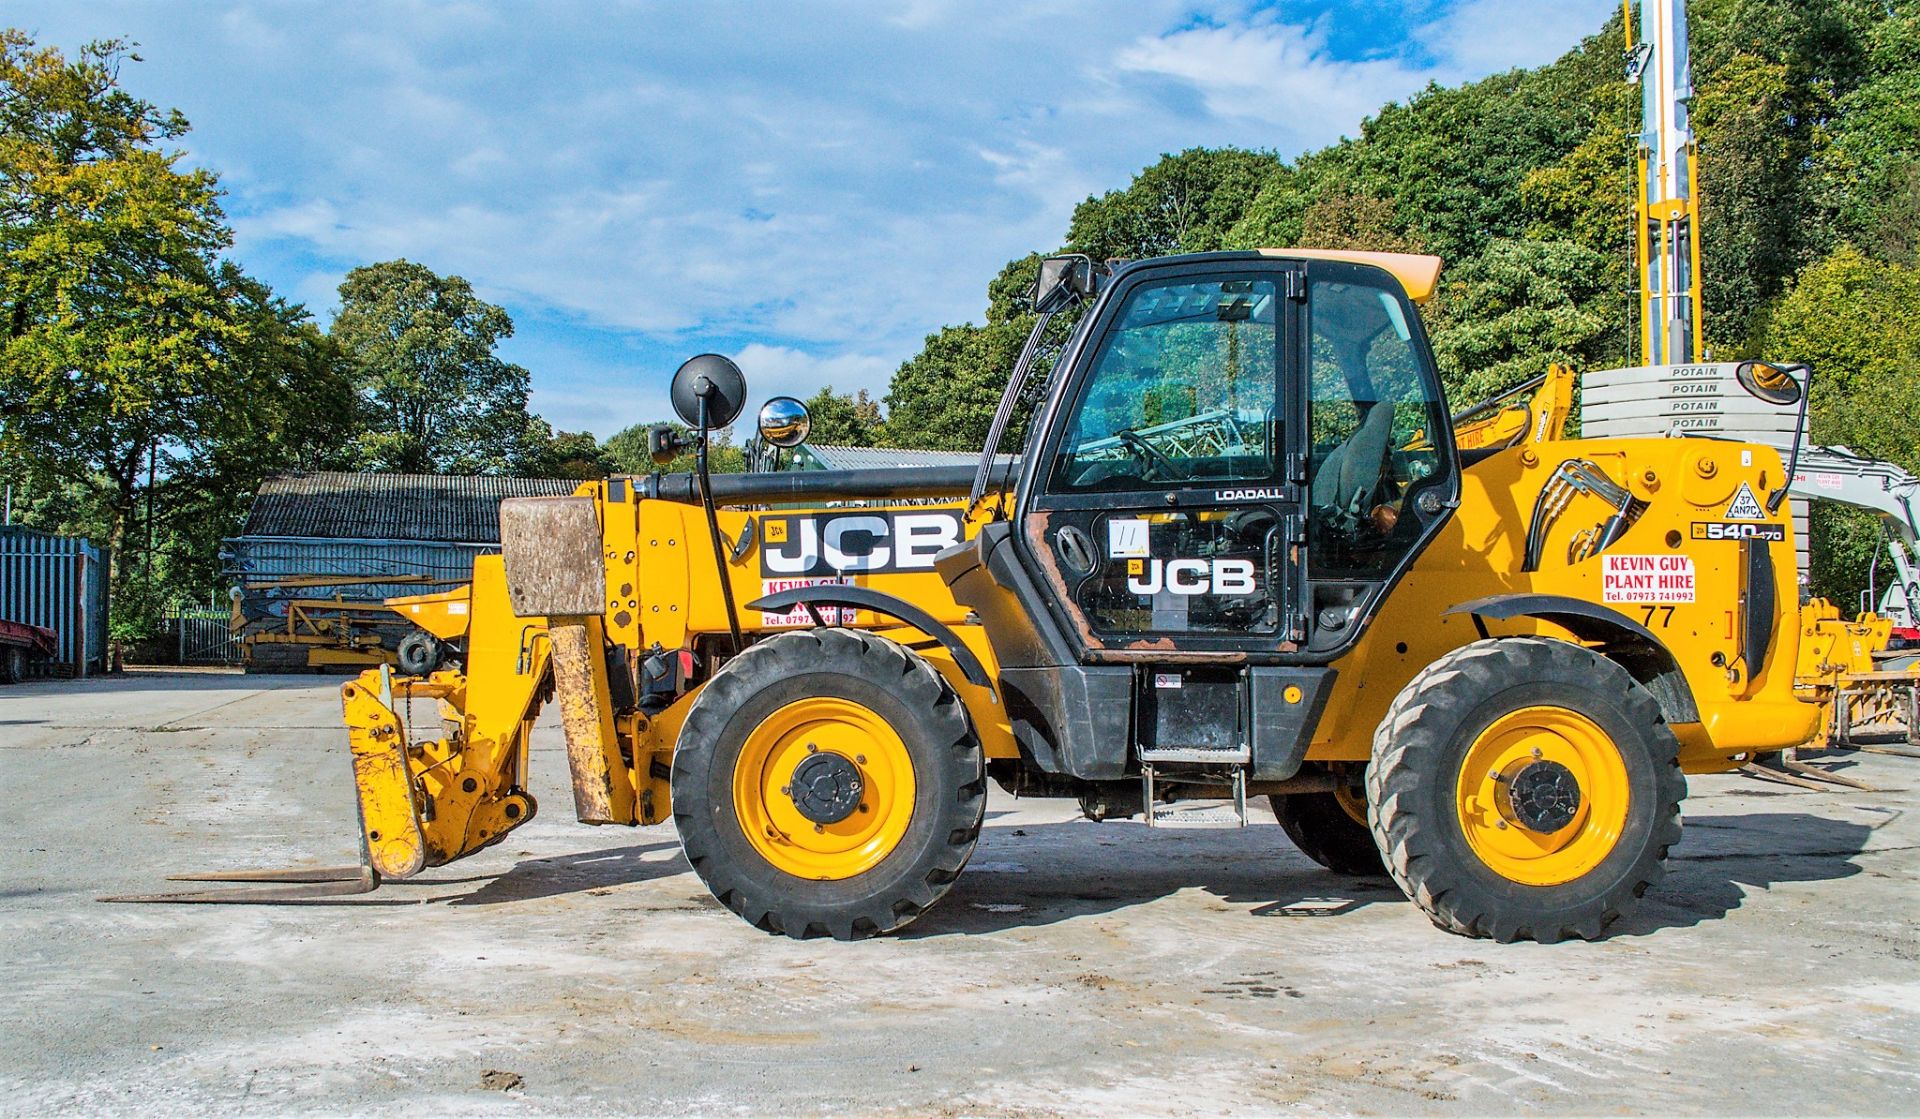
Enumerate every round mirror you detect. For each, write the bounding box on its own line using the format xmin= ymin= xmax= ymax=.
xmin=669 ymin=354 xmax=748 ymax=429
xmin=1734 ymin=360 xmax=1804 ymax=407
xmin=757 ymin=396 xmax=812 ymax=449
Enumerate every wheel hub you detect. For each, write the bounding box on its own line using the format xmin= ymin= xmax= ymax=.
xmin=1504 ymin=759 xmax=1581 ymax=833
xmin=787 ymin=750 xmax=864 ymax=825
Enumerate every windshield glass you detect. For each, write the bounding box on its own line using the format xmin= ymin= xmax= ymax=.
xmin=1048 ymin=275 xmax=1279 ymax=492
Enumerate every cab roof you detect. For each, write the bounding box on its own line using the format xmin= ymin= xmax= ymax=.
xmin=1111 ymin=249 xmax=1444 ymax=305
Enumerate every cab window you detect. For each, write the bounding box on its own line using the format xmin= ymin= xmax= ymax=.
xmin=1048 ymin=275 xmax=1279 ymax=493
xmin=1307 ymin=276 xmax=1444 ymax=574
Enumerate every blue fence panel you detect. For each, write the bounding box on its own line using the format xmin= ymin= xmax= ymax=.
xmin=0 ymin=527 xmax=109 ymax=675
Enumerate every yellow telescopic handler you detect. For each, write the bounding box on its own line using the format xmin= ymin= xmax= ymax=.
xmin=117 ymin=249 xmax=1828 ymax=944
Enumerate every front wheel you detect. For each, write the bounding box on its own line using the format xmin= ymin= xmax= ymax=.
xmin=1368 ymin=638 xmax=1684 ymax=943
xmin=672 ymin=628 xmax=985 ymax=940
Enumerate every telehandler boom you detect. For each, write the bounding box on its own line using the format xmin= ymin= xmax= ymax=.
xmin=124 ymin=249 xmax=1824 ymax=944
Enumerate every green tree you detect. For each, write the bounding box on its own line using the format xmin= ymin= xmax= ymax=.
xmin=330 ymin=259 xmax=539 ymax=475
xmin=1812 ymin=2 xmax=1920 ymax=263
xmin=1068 ymin=148 xmax=1282 ymax=261
xmin=1424 ymin=238 xmax=1619 ymax=405
xmin=1758 ymin=245 xmax=1920 ymax=606
xmin=885 ymin=254 xmax=1054 ymax=452
xmin=0 ymin=31 xmax=357 ymax=631
xmin=516 ymin=418 xmax=612 ymax=479
xmin=602 ymin=422 xmax=745 ymax=475
xmin=1759 ymin=245 xmax=1920 ymax=470
xmin=800 ymin=385 xmax=884 ymax=446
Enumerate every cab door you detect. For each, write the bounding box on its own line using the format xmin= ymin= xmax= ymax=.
xmin=1013 ymin=260 xmax=1308 ymax=663
xmin=1012 ymin=256 xmax=1457 ymax=665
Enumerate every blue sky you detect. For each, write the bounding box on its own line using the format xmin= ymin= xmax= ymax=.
xmin=15 ymin=0 xmax=1612 ymax=438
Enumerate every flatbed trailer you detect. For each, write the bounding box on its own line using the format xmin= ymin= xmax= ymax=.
xmin=0 ymin=618 xmax=57 ymax=683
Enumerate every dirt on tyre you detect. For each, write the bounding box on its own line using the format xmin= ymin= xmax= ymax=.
xmin=672 ymin=627 xmax=986 ymax=940
xmin=1270 ymin=781 xmax=1386 ymax=877
xmin=1368 ymin=637 xmax=1684 ymax=943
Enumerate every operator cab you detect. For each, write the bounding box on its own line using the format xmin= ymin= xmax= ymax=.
xmin=1010 ymin=251 xmax=1459 ymax=662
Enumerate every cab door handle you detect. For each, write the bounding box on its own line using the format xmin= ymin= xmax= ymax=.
xmin=1054 ymin=525 xmax=1097 ymax=576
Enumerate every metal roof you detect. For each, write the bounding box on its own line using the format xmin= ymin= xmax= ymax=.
xmin=241 ymin=472 xmax=581 ymax=544
xmin=792 ymin=445 xmax=984 ymax=471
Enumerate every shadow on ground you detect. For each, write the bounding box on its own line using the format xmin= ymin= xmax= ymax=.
xmin=445 ymin=841 xmax=684 ymax=905
xmin=1618 ymin=809 xmax=1887 ymax=935
xmin=187 ymin=805 xmax=1882 ymax=938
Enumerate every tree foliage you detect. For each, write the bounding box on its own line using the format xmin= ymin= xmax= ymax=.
xmin=800 ymin=385 xmax=884 ymax=446
xmin=876 ymin=0 xmax=1917 ymax=615
xmin=330 ymin=259 xmax=541 ymax=475
xmin=602 ymin=422 xmax=745 ymax=476
xmin=0 ymin=31 xmax=356 ymax=632
xmin=1067 ymin=148 xmax=1283 ymax=260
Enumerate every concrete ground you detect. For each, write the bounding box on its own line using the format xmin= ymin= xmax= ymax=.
xmin=2 ymin=669 xmax=1915 ymax=1117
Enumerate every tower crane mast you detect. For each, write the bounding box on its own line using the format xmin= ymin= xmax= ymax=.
xmin=1628 ymin=0 xmax=1705 ymax=365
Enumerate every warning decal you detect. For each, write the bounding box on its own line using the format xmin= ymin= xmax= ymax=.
xmin=1108 ymin=518 xmax=1150 ymax=558
xmin=1602 ymin=554 xmax=1696 ymax=604
xmin=1724 ymin=482 xmax=1765 ymax=520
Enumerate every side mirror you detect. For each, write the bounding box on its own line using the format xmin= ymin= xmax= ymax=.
xmin=1033 ymin=254 xmax=1095 ymax=313
xmin=756 ymin=396 xmax=812 ymax=449
xmin=670 ymin=354 xmax=747 ymax=430
xmin=1734 ymin=360 xmax=1805 ymax=407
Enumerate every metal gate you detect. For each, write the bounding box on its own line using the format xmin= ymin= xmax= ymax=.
xmin=170 ymin=607 xmax=241 ymax=666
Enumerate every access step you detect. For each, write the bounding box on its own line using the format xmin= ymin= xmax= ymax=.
xmin=1141 ymin=761 xmax=1248 ymax=828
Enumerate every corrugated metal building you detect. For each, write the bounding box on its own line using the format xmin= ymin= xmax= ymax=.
xmin=225 ymin=472 xmax=579 ymax=669
xmin=779 ymin=444 xmax=982 ymax=471
xmin=0 ymin=526 xmax=109 ymax=677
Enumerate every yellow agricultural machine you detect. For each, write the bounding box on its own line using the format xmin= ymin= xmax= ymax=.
xmin=124 ymin=249 xmax=1831 ymax=944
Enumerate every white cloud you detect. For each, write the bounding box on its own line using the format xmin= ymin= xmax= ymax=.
xmin=731 ymin=344 xmax=896 ymax=402
xmin=1113 ymin=18 xmax=1435 ymax=150
xmin=1418 ymin=0 xmax=1618 ymax=76
xmin=16 ymin=1 xmax=1617 ymax=438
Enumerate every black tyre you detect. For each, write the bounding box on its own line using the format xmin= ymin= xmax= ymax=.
xmin=396 ymin=630 xmax=443 ymax=677
xmin=1368 ymin=637 xmax=1685 ymax=943
xmin=1 ymin=646 xmax=25 ymax=684
xmin=1270 ymin=784 xmax=1386 ymax=876
xmin=672 ymin=628 xmax=986 ymax=940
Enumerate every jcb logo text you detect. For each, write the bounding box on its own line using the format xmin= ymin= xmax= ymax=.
xmin=1126 ymin=558 xmax=1257 ymax=596
xmin=760 ymin=511 xmax=963 ymax=577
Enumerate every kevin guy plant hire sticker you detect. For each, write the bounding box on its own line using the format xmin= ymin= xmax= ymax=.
xmin=1601 ymin=554 xmax=1696 ymax=604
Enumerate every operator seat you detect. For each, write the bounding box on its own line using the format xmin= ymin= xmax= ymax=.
xmin=1310 ymin=397 xmax=1395 ymax=528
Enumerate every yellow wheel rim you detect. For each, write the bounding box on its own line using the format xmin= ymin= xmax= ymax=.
xmin=1332 ymin=782 xmax=1369 ymax=827
xmin=1453 ymin=705 xmax=1630 ymax=887
xmin=733 ymin=697 xmax=916 ymax=881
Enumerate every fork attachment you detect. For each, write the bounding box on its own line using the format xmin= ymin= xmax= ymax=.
xmin=103 ymin=664 xmax=537 ymax=904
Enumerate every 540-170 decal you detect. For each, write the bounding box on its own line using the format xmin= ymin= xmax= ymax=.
xmin=1691 ymin=521 xmax=1786 ymax=541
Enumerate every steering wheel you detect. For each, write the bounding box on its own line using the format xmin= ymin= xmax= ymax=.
xmin=1117 ymin=429 xmax=1189 ymax=481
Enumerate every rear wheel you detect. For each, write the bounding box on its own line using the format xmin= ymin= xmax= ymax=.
xmin=1270 ymin=781 xmax=1385 ymax=876
xmin=1368 ymin=638 xmax=1684 ymax=943
xmin=1 ymin=646 xmax=25 ymax=684
xmin=672 ymin=628 xmax=985 ymax=940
